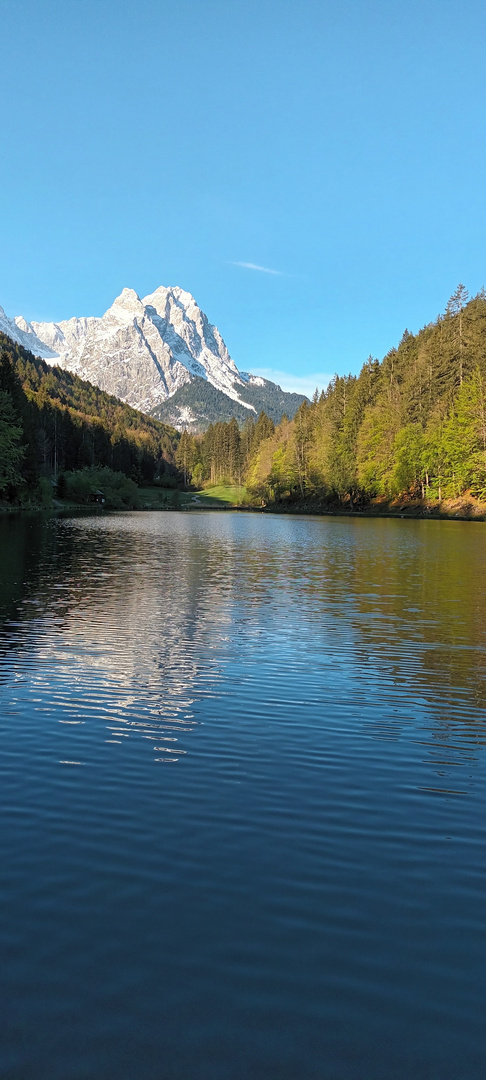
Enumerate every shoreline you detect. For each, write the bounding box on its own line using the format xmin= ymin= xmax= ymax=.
xmin=2 ymin=494 xmax=485 ymax=522
xmin=261 ymin=494 xmax=486 ymax=522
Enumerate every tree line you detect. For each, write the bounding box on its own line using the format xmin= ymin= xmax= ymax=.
xmin=175 ymin=411 xmax=276 ymax=487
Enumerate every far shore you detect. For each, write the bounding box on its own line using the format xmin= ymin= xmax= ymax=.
xmin=1 ymin=487 xmax=486 ymax=523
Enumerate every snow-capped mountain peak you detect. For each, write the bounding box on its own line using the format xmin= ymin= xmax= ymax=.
xmin=108 ymin=287 xmax=143 ymax=318
xmin=14 ymin=285 xmax=249 ymax=414
xmin=1 ymin=287 xmax=307 ymax=429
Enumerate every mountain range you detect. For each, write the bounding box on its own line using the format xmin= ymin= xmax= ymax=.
xmin=0 ymin=288 xmax=306 ymax=430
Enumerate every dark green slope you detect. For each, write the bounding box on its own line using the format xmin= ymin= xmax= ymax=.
xmin=0 ymin=333 xmax=179 ymax=493
xmin=151 ymin=374 xmax=306 ymax=431
xmin=237 ymin=378 xmax=307 ymax=421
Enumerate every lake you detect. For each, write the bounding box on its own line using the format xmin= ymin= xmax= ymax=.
xmin=0 ymin=510 xmax=485 ymax=1080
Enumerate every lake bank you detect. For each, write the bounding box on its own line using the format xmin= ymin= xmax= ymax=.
xmin=2 ymin=486 xmax=486 ymax=520
xmin=264 ymin=492 xmax=486 ymax=521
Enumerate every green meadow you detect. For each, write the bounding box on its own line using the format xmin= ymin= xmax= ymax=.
xmin=138 ymin=485 xmax=247 ymax=509
xmin=195 ymin=485 xmax=247 ymax=505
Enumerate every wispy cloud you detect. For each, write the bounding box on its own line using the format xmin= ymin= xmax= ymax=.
xmin=232 ymin=261 xmax=284 ymax=276
xmin=252 ymin=368 xmax=331 ymax=399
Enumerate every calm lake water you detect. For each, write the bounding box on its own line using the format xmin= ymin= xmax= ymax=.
xmin=0 ymin=510 xmax=485 ymax=1080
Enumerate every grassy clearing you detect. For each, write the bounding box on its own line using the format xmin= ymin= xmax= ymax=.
xmin=137 ymin=485 xmax=247 ymax=509
xmin=137 ymin=487 xmax=191 ymax=508
xmin=195 ymin=485 xmax=247 ymax=505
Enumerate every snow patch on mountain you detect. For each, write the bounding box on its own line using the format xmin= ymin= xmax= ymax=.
xmin=167 ymin=405 xmax=199 ymax=428
xmin=240 ymin=372 xmax=266 ymax=387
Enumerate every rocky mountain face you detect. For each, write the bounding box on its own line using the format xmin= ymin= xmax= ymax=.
xmin=3 ymin=287 xmax=306 ymax=428
xmin=0 ymin=305 xmax=58 ymax=360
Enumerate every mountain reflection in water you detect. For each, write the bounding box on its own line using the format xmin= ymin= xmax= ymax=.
xmin=0 ymin=510 xmax=485 ymax=1080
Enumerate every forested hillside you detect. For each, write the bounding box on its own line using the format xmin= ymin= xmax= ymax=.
xmin=245 ymin=286 xmax=486 ymax=506
xmin=0 ymin=334 xmax=179 ymax=500
xmin=153 ymin=376 xmax=266 ymax=429
xmin=152 ymin=373 xmax=306 ymax=430
xmin=174 ymin=287 xmax=486 ymax=508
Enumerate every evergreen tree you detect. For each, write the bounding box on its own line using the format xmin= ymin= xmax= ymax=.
xmin=446 ymin=284 xmax=470 ymax=387
xmin=176 ymin=430 xmax=195 ymax=486
xmin=392 ymin=424 xmax=426 ymax=496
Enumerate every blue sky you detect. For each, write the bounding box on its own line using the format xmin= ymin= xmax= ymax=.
xmin=2 ymin=0 xmax=486 ymax=397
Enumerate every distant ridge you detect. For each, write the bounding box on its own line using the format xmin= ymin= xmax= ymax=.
xmin=152 ymin=375 xmax=307 ymax=431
